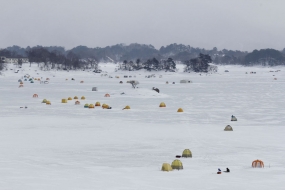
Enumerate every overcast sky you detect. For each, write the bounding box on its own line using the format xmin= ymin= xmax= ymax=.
xmin=1 ymin=0 xmax=284 ymax=51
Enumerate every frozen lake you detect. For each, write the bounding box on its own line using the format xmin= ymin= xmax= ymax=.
xmin=0 ymin=63 xmax=284 ymax=190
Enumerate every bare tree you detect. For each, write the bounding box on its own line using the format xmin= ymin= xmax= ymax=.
xmin=129 ymin=80 xmax=139 ymax=88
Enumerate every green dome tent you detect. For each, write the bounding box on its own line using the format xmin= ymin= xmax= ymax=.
xmin=182 ymin=149 xmax=192 ymax=158
xmin=171 ymin=159 xmax=183 ymax=170
xmin=161 ymin=163 xmax=172 ymax=172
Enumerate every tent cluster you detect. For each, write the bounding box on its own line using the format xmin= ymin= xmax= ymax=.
xmin=161 ymin=149 xmax=192 ymax=172
xmin=42 ymin=99 xmax=51 ymax=105
xmin=83 ymin=102 xmax=111 ymax=109
xmin=158 ymin=102 xmax=183 ymax=112
xmin=18 ymin=74 xmax=50 ymax=87
xmin=62 ymin=96 xmax=86 ymax=103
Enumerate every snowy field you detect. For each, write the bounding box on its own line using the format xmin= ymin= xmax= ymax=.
xmin=0 ymin=63 xmax=285 ymax=190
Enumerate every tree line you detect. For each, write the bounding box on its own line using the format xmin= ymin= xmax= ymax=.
xmin=1 ymin=44 xmax=285 ymax=71
xmin=117 ymin=58 xmax=176 ymax=72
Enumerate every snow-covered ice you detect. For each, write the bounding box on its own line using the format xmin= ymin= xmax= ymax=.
xmin=0 ymin=63 xmax=285 ymax=190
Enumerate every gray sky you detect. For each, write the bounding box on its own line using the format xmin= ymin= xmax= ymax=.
xmin=1 ymin=0 xmax=284 ymax=51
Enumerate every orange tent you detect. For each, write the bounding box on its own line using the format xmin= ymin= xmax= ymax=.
xmin=104 ymin=94 xmax=110 ymax=97
xmin=252 ymin=160 xmax=264 ymax=168
xmin=33 ymin=94 xmax=38 ymax=98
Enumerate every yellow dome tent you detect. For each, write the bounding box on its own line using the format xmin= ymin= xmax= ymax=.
xmin=182 ymin=149 xmax=192 ymax=158
xmin=102 ymin=104 xmax=109 ymax=109
xmin=62 ymin=99 xmax=67 ymax=103
xmin=46 ymin=101 xmax=51 ymax=105
xmin=42 ymin=99 xmax=47 ymax=103
xmin=74 ymin=96 xmax=78 ymax=99
xmin=159 ymin=102 xmax=166 ymax=107
xmin=124 ymin=105 xmax=130 ymax=109
xmin=95 ymin=102 xmax=101 ymax=106
xmin=89 ymin=104 xmax=95 ymax=108
xmin=68 ymin=97 xmax=72 ymax=100
xmin=171 ymin=159 xmax=183 ymax=170
xmin=81 ymin=96 xmax=86 ymax=100
xmin=161 ymin=163 xmax=172 ymax=172
xmin=177 ymin=108 xmax=184 ymax=112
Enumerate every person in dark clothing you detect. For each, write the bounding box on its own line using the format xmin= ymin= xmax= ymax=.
xmin=224 ymin=168 xmax=230 ymax=172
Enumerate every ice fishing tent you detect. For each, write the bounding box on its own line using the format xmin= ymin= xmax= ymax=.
xmin=159 ymin=102 xmax=166 ymax=107
xmin=224 ymin=125 xmax=233 ymax=131
xmin=33 ymin=94 xmax=38 ymax=98
xmin=124 ymin=105 xmax=130 ymax=109
xmin=119 ymin=81 xmax=123 ymax=84
xmin=74 ymin=96 xmax=78 ymax=99
xmin=104 ymin=93 xmax=110 ymax=97
xmin=95 ymin=102 xmax=101 ymax=106
xmin=89 ymin=104 xmax=95 ymax=108
xmin=81 ymin=96 xmax=86 ymax=100
xmin=102 ymin=104 xmax=109 ymax=109
xmin=75 ymin=101 xmax=80 ymax=105
xmin=171 ymin=159 xmax=183 ymax=170
xmin=182 ymin=149 xmax=192 ymax=158
xmin=62 ymin=99 xmax=67 ymax=103
xmin=231 ymin=115 xmax=237 ymax=121
xmin=18 ymin=79 xmax=22 ymax=82
xmin=177 ymin=108 xmax=184 ymax=112
xmin=42 ymin=99 xmax=47 ymax=103
xmin=19 ymin=84 xmax=24 ymax=88
xmin=161 ymin=163 xmax=172 ymax=172
xmin=252 ymin=160 xmax=264 ymax=168
xmin=92 ymin=87 xmax=97 ymax=91
xmin=84 ymin=104 xmax=89 ymax=108
xmin=46 ymin=101 xmax=51 ymax=105
xmin=80 ymin=81 xmax=84 ymax=83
